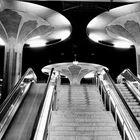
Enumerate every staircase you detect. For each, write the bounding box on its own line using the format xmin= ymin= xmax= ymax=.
xmin=116 ymin=83 xmax=140 ymax=123
xmin=48 ymin=85 xmax=122 ymax=140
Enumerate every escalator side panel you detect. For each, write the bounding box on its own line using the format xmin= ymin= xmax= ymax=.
xmin=3 ymin=83 xmax=46 ymax=140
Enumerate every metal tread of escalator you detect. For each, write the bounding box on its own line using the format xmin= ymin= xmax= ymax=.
xmin=48 ymin=85 xmax=122 ymax=140
xmin=116 ymin=83 xmax=140 ymax=124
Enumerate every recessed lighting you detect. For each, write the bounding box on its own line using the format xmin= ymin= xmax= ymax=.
xmin=113 ymin=40 xmax=132 ymax=48
xmin=0 ymin=38 xmax=5 ymax=46
xmin=73 ymin=61 xmax=78 ymax=65
xmin=26 ymin=39 xmax=46 ymax=48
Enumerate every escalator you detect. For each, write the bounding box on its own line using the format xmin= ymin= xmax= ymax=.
xmin=116 ymin=83 xmax=140 ymax=124
xmin=97 ymin=69 xmax=140 ymax=140
xmin=2 ymin=83 xmax=46 ymax=140
xmin=0 ymin=68 xmax=55 ymax=140
xmin=115 ymin=69 xmax=140 ymax=131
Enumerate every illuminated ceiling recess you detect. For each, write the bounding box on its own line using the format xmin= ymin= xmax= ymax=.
xmin=86 ymin=2 xmax=140 ymax=48
xmin=4 ymin=1 xmax=72 ymax=47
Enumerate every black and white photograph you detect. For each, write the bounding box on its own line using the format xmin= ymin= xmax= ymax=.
xmin=0 ymin=0 xmax=140 ymax=140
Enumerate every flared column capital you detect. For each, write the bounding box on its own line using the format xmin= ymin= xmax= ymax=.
xmin=42 ymin=62 xmax=107 ymax=85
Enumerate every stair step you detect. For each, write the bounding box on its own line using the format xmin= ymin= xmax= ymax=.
xmin=57 ymin=100 xmax=103 ymax=102
xmin=57 ymin=104 xmax=105 ymax=107
xmin=49 ymin=126 xmax=118 ymax=131
xmin=58 ymin=97 xmax=87 ymax=99
xmin=57 ymin=108 xmax=106 ymax=112
xmin=52 ymin=110 xmax=112 ymax=115
xmin=58 ymin=96 xmax=102 ymax=99
xmin=51 ymin=118 xmax=114 ymax=123
xmin=51 ymin=116 xmax=113 ymax=122
xmin=48 ymin=135 xmax=122 ymax=140
xmin=127 ymin=102 xmax=139 ymax=105
xmin=58 ymin=104 xmax=105 ymax=107
xmin=49 ymin=85 xmax=122 ymax=140
xmin=49 ymin=130 xmax=121 ymax=136
xmin=57 ymin=107 xmax=105 ymax=110
xmin=52 ymin=111 xmax=113 ymax=118
xmin=50 ymin=122 xmax=117 ymax=127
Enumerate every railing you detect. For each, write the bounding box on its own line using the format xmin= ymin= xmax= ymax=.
xmin=32 ymin=68 xmax=58 ymax=140
xmin=116 ymin=69 xmax=140 ymax=130
xmin=117 ymin=68 xmax=140 ymax=103
xmin=97 ymin=69 xmax=139 ymax=140
xmin=117 ymin=69 xmax=140 ymax=83
xmin=0 ymin=68 xmax=37 ymax=139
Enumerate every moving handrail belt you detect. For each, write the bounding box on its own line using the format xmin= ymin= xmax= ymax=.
xmin=30 ymin=67 xmax=54 ymax=140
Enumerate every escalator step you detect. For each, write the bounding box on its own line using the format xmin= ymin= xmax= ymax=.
xmin=127 ymin=102 xmax=139 ymax=105
xmin=131 ymin=108 xmax=140 ymax=111
xmin=123 ymin=96 xmax=135 ymax=99
xmin=134 ymin=113 xmax=140 ymax=117
xmin=121 ymin=92 xmax=133 ymax=95
xmin=130 ymin=106 xmax=140 ymax=109
xmin=136 ymin=117 xmax=140 ymax=122
xmin=125 ymin=99 xmax=137 ymax=102
xmin=119 ymin=90 xmax=130 ymax=92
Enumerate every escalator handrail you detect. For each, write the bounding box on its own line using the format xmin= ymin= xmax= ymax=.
xmin=119 ymin=68 xmax=140 ymax=83
xmin=118 ymin=68 xmax=140 ymax=107
xmin=30 ymin=67 xmax=54 ymax=140
xmin=99 ymin=78 xmax=138 ymax=140
xmin=103 ymin=69 xmax=140 ymax=131
xmin=0 ymin=68 xmax=36 ymax=118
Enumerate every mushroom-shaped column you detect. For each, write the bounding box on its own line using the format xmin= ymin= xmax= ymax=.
xmin=42 ymin=62 xmax=107 ymax=85
xmin=87 ymin=3 xmax=140 ymax=78
xmin=0 ymin=8 xmax=53 ymax=97
xmin=106 ymin=15 xmax=140 ymax=77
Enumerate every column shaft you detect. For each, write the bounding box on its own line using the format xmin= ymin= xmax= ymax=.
xmin=2 ymin=41 xmax=23 ymax=99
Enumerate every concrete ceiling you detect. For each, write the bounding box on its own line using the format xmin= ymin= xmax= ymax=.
xmin=6 ymin=0 xmax=136 ymax=80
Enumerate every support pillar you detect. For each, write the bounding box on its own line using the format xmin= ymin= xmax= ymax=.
xmin=0 ymin=8 xmax=52 ymax=101
xmin=69 ymin=77 xmax=80 ymax=85
xmin=135 ymin=50 xmax=140 ymax=78
xmin=2 ymin=40 xmax=23 ymax=99
xmin=134 ymin=44 xmax=140 ymax=78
